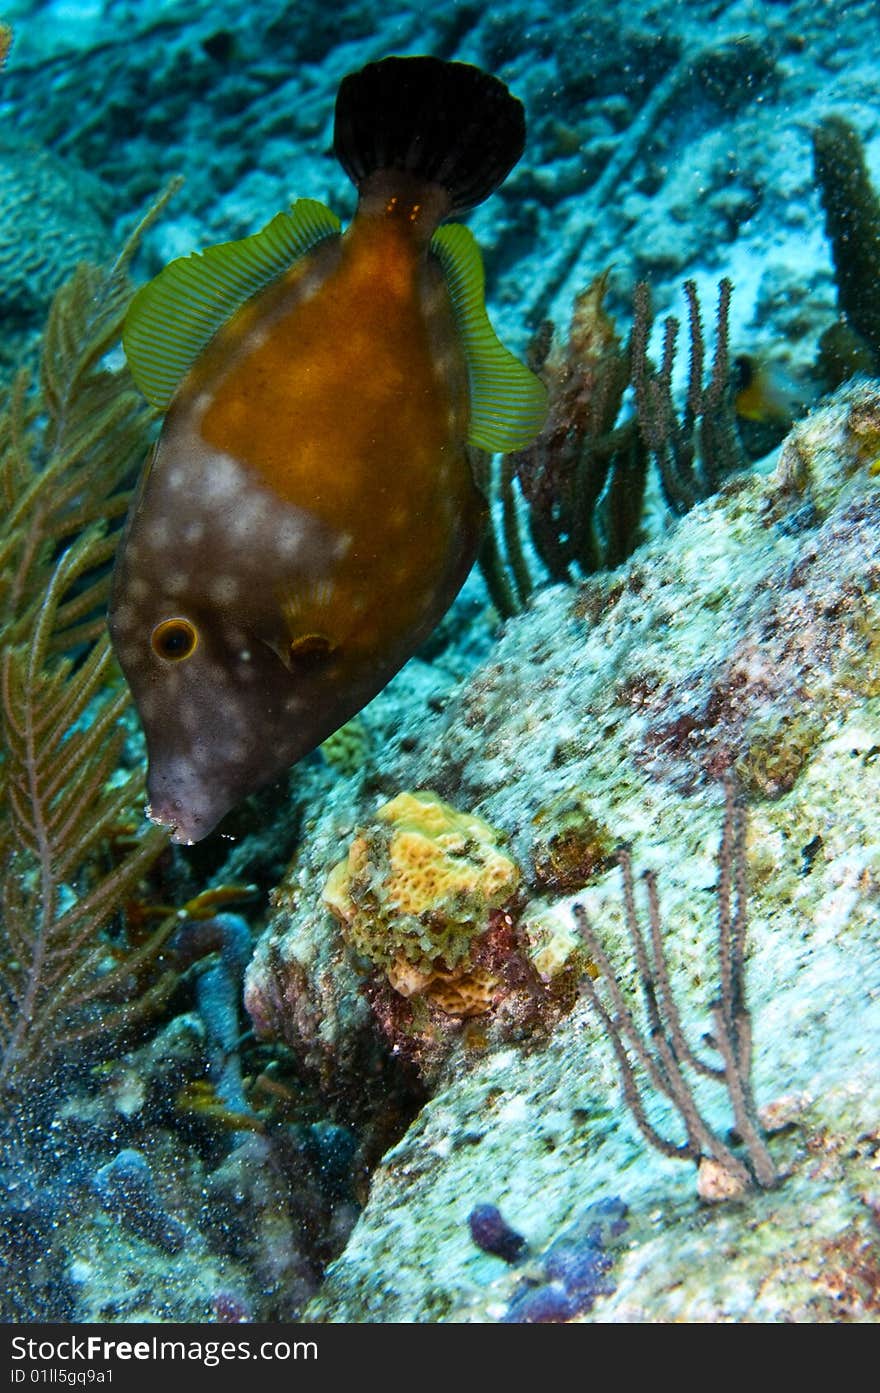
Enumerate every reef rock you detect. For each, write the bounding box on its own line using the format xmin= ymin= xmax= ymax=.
xmin=246 ymin=380 xmax=880 ymax=1321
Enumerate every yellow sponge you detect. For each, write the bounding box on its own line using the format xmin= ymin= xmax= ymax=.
xmin=323 ymin=790 xmax=520 ymax=979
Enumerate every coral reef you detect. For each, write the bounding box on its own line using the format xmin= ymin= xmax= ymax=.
xmin=630 ymin=277 xmax=746 ymax=512
xmin=505 ymin=272 xmax=646 ymax=591
xmin=0 ymin=143 xmax=110 ymax=367
xmin=479 ymin=272 xmax=749 ymax=619
xmin=250 ymin=790 xmax=585 ymax=1085
xmin=3 ymin=0 xmax=880 ymax=1328
xmin=166 ymin=911 xmax=257 ymax=1129
xmin=93 ymin=1148 xmax=187 ymax=1255
xmin=319 ymin=717 xmax=371 ymax=777
xmin=292 ymin=380 xmax=880 ymax=1322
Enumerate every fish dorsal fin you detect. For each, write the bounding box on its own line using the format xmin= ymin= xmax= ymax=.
xmin=123 ymin=199 xmax=342 ymax=409
xmin=431 ymin=223 xmax=547 ymax=453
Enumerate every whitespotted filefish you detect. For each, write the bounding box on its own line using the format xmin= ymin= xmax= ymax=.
xmin=109 ymin=55 xmax=547 ymax=844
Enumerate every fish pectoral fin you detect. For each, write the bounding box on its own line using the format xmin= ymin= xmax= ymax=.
xmin=261 ymin=630 xmax=338 ymax=673
xmin=259 ymin=633 xmax=296 ymax=672
xmin=432 ymin=222 xmax=548 ymax=454
xmin=123 ymin=199 xmax=342 ymax=409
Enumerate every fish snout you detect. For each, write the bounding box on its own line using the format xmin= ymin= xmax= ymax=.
xmin=145 ymin=755 xmax=232 ymax=845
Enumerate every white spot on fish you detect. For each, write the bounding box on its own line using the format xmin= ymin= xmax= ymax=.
xmin=113 ymin=604 xmax=135 ymax=631
xmin=148 ymin=520 xmax=171 ymax=548
xmin=205 ymin=663 xmax=231 ymax=689
xmin=167 ymin=467 xmax=187 ymax=491
xmin=183 ymin=520 xmax=205 ymax=544
xmin=209 ymin=575 xmax=239 ymax=604
xmin=299 ymin=271 xmax=321 ymax=300
xmin=276 ymin=518 xmax=304 ymax=557
xmin=210 ymin=453 xmax=246 ymax=501
xmin=334 ymin=532 xmax=353 ymax=558
xmin=247 ymin=326 xmax=270 ymax=351
xmin=229 ymin=491 xmax=268 ymax=535
xmin=129 ymin=578 xmax=150 ymax=600
xmin=165 ymin=572 xmax=190 ymax=595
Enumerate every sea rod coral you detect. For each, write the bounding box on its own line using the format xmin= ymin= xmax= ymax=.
xmin=479 ymin=272 xmax=748 ymax=617
xmin=576 ymin=776 xmax=778 ymax=1202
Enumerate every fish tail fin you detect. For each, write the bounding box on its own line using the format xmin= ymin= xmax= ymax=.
xmin=333 ymin=55 xmax=525 ymax=216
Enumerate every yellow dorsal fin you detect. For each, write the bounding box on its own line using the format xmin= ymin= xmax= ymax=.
xmin=431 ymin=223 xmax=547 ymax=453
xmin=123 ymin=199 xmax=342 ymax=409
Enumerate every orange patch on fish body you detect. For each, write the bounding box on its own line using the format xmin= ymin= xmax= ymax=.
xmin=201 ymin=213 xmax=466 ymax=519
xmin=111 ymin=55 xmax=546 ymax=843
xmin=187 ymin=210 xmax=473 ymax=659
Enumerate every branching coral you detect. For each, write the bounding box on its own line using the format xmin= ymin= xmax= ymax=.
xmin=575 ymin=776 xmax=777 ymax=1200
xmin=476 ymin=274 xmax=646 ymax=615
xmin=812 ymin=115 xmax=880 ymax=386
xmin=510 ymin=272 xmax=647 ymax=587
xmin=631 ymin=277 xmax=745 ymax=513
xmin=478 ymin=274 xmax=745 ymax=616
xmin=0 ymin=194 xmax=181 ymax=1095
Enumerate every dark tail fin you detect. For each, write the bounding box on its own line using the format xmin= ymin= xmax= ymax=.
xmin=333 ymin=55 xmax=525 ymax=215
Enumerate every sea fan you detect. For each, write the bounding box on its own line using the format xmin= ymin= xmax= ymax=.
xmin=0 ymin=197 xmax=179 ymax=1094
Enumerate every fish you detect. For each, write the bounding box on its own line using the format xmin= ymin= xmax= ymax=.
xmin=109 ymin=55 xmax=547 ymax=845
xmin=731 ymin=352 xmax=805 ymax=426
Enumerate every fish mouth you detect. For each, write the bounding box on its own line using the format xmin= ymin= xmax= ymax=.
xmin=144 ymin=755 xmax=229 ymax=845
xmin=145 ymin=801 xmax=198 ymax=847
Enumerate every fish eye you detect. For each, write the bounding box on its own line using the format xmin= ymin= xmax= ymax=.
xmin=152 ymin=617 xmax=199 ymax=662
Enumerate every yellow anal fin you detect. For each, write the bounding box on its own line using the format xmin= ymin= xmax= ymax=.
xmin=431 ymin=223 xmax=547 ymax=453
xmin=123 ymin=199 xmax=342 ymax=409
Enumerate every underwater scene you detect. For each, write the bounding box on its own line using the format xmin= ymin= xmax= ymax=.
xmin=0 ymin=0 xmax=879 ymax=1331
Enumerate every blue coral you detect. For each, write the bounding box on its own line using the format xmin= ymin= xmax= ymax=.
xmin=468 ymin=1203 xmax=528 ymax=1263
xmin=191 ymin=913 xmax=253 ymax=1114
xmin=93 ymin=1148 xmax=186 ymax=1255
xmin=491 ymin=1196 xmax=628 ymax=1323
